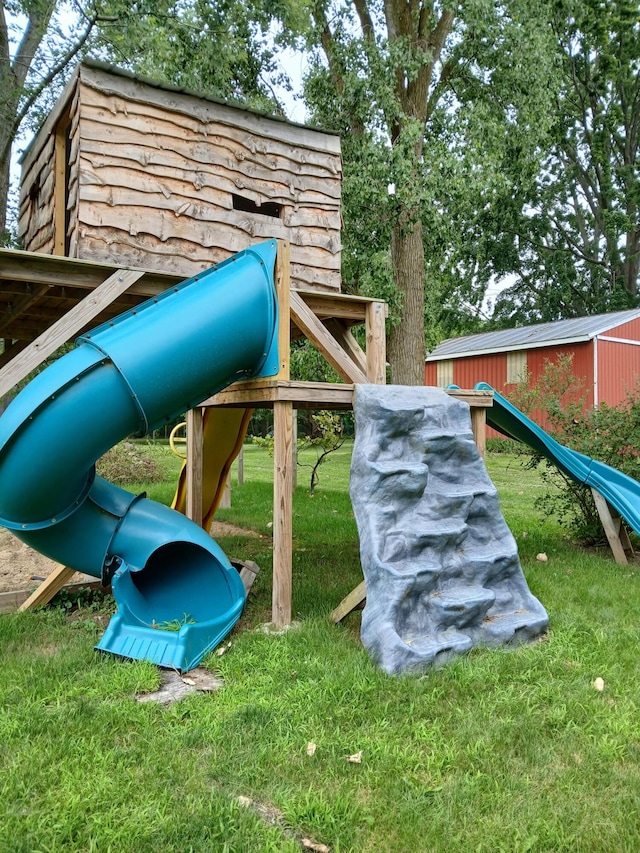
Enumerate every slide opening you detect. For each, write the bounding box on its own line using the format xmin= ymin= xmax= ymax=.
xmin=125 ymin=541 xmax=236 ymax=627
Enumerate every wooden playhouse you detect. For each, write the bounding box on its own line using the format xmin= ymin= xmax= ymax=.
xmin=18 ymin=59 xmax=342 ymax=290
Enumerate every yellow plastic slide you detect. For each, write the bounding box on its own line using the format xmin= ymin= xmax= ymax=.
xmin=171 ymin=408 xmax=252 ymax=531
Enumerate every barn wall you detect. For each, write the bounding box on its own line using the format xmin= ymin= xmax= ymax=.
xmin=597 ymin=339 xmax=640 ymax=406
xmin=425 ymin=352 xmax=508 ymax=390
xmin=68 ymin=65 xmax=342 ymax=290
xmin=425 ymin=343 xmax=596 ymax=436
xmin=605 ymin=316 xmax=640 ymax=341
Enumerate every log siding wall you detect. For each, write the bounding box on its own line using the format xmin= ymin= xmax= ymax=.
xmin=19 ymin=64 xmax=343 ymax=291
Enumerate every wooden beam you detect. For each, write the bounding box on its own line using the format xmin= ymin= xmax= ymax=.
xmin=0 ymin=248 xmax=178 ymax=297
xmin=323 ymin=319 xmax=368 ymax=377
xmin=0 ymin=267 xmax=145 ymax=398
xmin=471 ymin=408 xmax=487 ymax=459
xmin=290 ymin=291 xmax=368 ymax=384
xmin=272 ymin=400 xmax=293 ymax=627
xmin=18 ymin=564 xmax=77 ymax=611
xmin=0 ymin=284 xmax=52 ymax=336
xmin=330 ymin=580 xmax=367 ymax=623
xmin=275 ymin=240 xmax=291 ymax=381
xmin=186 ymin=407 xmax=204 ymax=526
xmin=591 ymin=488 xmax=634 ymax=566
xmin=0 ymin=339 xmax=29 ymax=370
xmin=365 ymin=301 xmax=386 ymax=384
xmin=53 ymin=117 xmax=69 ymax=256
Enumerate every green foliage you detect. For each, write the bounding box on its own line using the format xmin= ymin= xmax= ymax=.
xmin=298 ymin=410 xmax=345 ymax=496
xmin=491 ymin=0 xmax=640 ymax=324
xmin=252 ymin=410 xmax=345 ymax=495
xmin=508 ymin=355 xmax=640 ymax=543
xmin=96 ymin=441 xmax=163 ymax=485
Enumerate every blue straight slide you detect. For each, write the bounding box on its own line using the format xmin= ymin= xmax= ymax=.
xmin=0 ymin=240 xmax=279 ymax=671
xmin=473 ymin=381 xmax=640 ymax=536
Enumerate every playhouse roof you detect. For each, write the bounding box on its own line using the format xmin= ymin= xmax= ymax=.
xmin=426 ymin=308 xmax=640 ymax=361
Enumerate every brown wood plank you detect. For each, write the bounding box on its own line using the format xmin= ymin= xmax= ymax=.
xmin=323 ymin=319 xmax=368 ymax=377
xmin=365 ymin=301 xmax=387 ymax=384
xmin=54 ymin=122 xmax=68 ymax=256
xmin=0 ymin=248 xmax=180 ymax=296
xmin=290 ymin=291 xmax=368 ymax=384
xmin=204 ymin=379 xmax=355 ymax=409
xmin=0 ymin=267 xmax=146 ymax=397
xmin=330 ymin=580 xmax=367 ymax=623
xmin=471 ymin=408 xmax=487 ymax=459
xmin=275 ymin=241 xmax=291 ymax=381
xmin=591 ymin=488 xmax=629 ymax=566
xmin=186 ymin=407 xmax=204 ymax=527
xmin=80 ymin=64 xmax=342 ymax=156
xmin=0 ymin=283 xmax=52 ymax=336
xmin=272 ymin=400 xmax=293 ymax=627
xmin=445 ymin=389 xmax=494 ymax=408
xmin=18 ymin=564 xmax=77 ymax=611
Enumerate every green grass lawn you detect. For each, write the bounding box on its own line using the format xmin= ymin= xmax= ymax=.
xmin=1 ymin=441 xmax=640 ymax=851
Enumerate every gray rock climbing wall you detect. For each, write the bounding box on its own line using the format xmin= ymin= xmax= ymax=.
xmin=350 ymin=385 xmax=548 ymax=675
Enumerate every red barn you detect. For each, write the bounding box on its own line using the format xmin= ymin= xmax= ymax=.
xmin=425 ymin=309 xmax=640 ymax=417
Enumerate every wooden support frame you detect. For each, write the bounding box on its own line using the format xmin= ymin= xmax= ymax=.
xmin=0 ymin=267 xmax=145 ymax=398
xmin=591 ymin=487 xmax=635 ymax=565
xmin=201 ymin=241 xmax=493 ymax=627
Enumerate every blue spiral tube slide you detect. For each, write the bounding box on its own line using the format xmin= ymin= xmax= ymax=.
xmin=0 ymin=240 xmax=279 ymax=670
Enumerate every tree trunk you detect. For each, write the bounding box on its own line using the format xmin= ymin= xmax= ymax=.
xmin=387 ymin=213 xmax=426 ymax=385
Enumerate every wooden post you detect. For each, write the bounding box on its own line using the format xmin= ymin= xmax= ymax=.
xmin=272 ymin=400 xmax=293 ymax=627
xmin=365 ymin=301 xmax=387 ymax=384
xmin=471 ymin=408 xmax=487 ymax=459
xmin=237 ymin=447 xmax=244 ymax=485
xmin=292 ymin=409 xmax=298 ymax=491
xmin=53 ymin=119 xmax=69 ymax=256
xmin=186 ymin=407 xmax=204 ymax=526
xmin=591 ymin=487 xmax=634 ymax=566
xmin=220 ymin=473 xmax=232 ymax=509
xmin=275 ymin=241 xmax=291 ymax=381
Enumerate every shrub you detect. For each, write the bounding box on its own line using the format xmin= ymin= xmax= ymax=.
xmin=507 ymin=355 xmax=640 ymax=544
xmin=96 ymin=441 xmax=163 ymax=485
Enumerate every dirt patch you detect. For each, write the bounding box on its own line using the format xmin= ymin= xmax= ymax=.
xmin=0 ymin=528 xmax=87 ymax=593
xmin=0 ymin=521 xmax=262 ymax=594
xmin=209 ymin=521 xmax=263 ymax=540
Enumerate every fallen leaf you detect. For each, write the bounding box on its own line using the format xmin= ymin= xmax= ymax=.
xmin=266 ymin=521 xmax=273 ymax=528
xmin=306 ymin=742 xmax=317 ymax=756
xmin=346 ymin=750 xmax=363 ymax=764
xmin=216 ymin=642 xmax=232 ymax=657
xmin=536 ymin=552 xmax=548 ymax=562
xmin=593 ymin=677 xmax=605 ymax=692
xmin=180 ymin=676 xmax=196 ymax=686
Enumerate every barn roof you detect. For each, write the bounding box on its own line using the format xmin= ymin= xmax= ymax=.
xmin=426 ymin=308 xmax=640 ymax=361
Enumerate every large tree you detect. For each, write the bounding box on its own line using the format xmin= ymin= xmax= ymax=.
xmin=0 ymin=0 xmax=101 ymax=240
xmin=491 ymin=0 xmax=640 ymax=324
xmin=302 ymin=0 xmax=559 ymax=381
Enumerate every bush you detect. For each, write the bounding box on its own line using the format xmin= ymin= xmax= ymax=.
xmin=96 ymin=441 xmax=163 ymax=485
xmin=507 ymin=355 xmax=640 ymax=544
